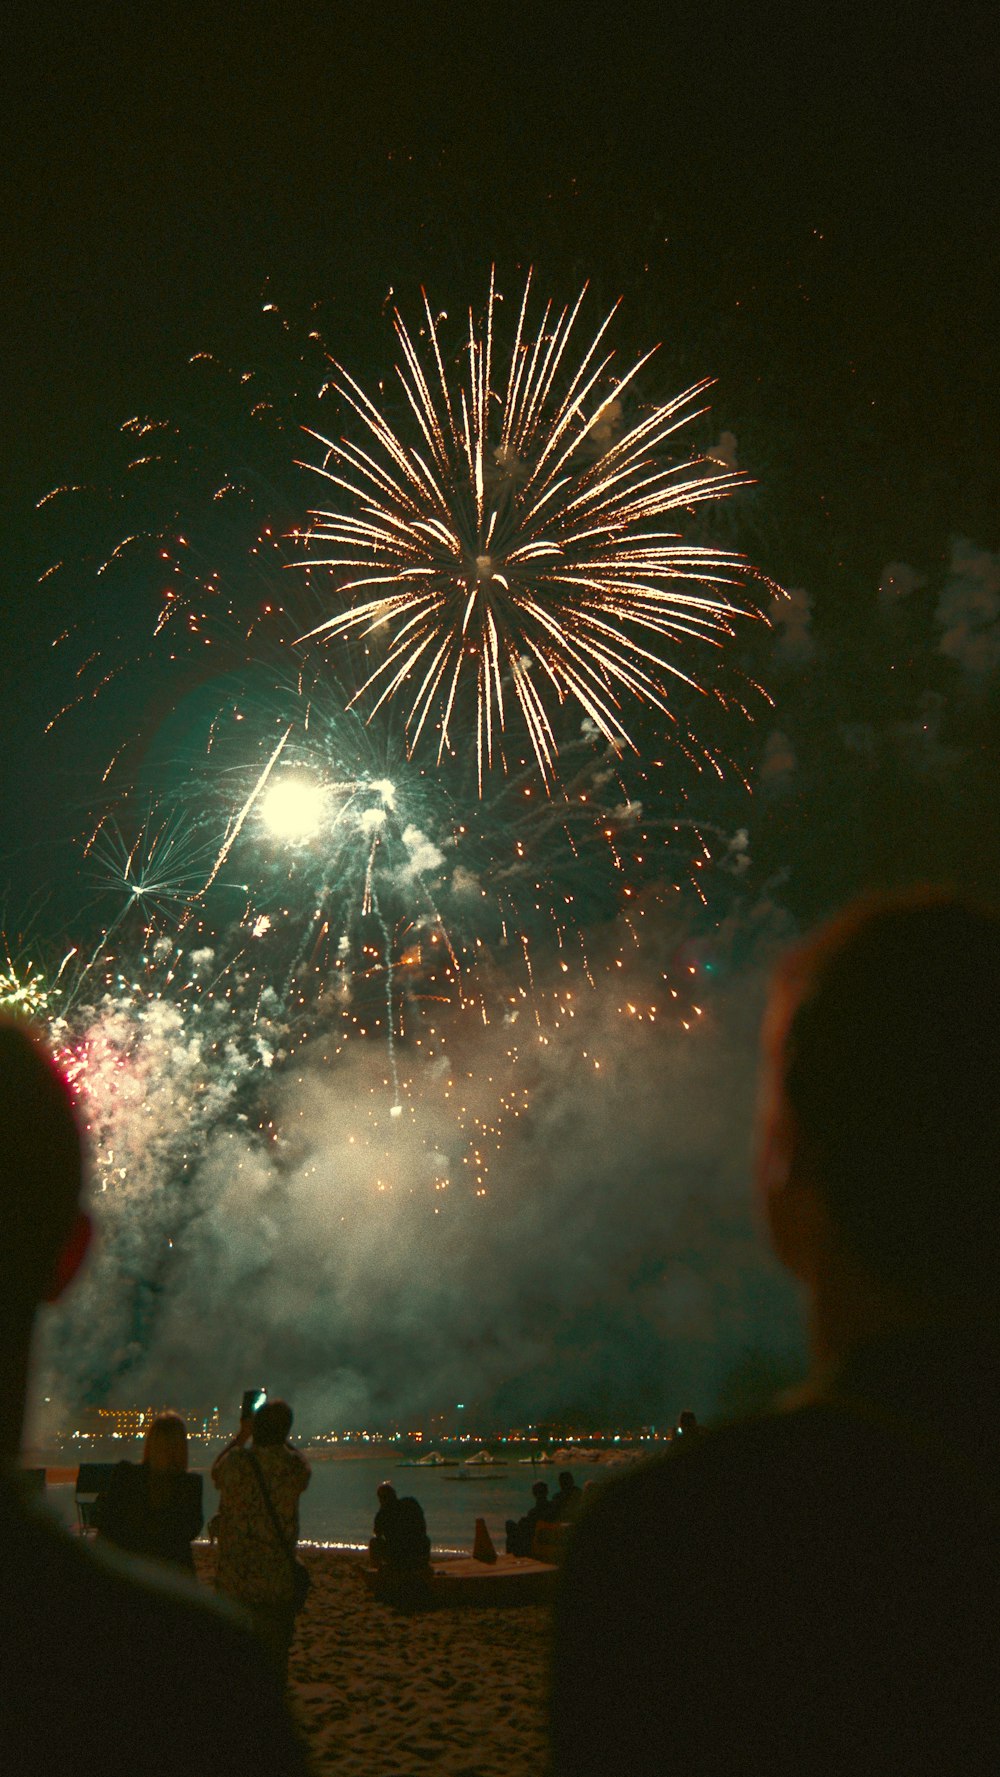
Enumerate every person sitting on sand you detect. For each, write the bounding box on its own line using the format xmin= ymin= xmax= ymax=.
xmin=0 ymin=1017 xmax=308 ymax=1773
xmin=96 ymin=1410 xmax=203 ymax=1572
xmin=505 ymin=1479 xmax=552 ymax=1555
xmin=369 ymin=1482 xmax=432 ymax=1572
xmin=551 ymin=1471 xmax=583 ymax=1523
xmin=212 ymin=1397 xmax=310 ymax=1681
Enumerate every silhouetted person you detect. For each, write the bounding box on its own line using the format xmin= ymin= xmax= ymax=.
xmin=369 ymin=1481 xmax=397 ymax=1566
xmin=552 ymin=893 xmax=1000 ymax=1775
xmin=369 ymin=1480 xmax=432 ymax=1564
xmin=505 ymin=1479 xmax=552 ymax=1554
xmin=212 ymin=1396 xmax=310 ymax=1680
xmin=551 ymin=1470 xmax=583 ymax=1522
xmin=368 ymin=1481 xmax=431 ymax=1605
xmin=673 ymin=1409 xmax=702 ymax=1445
xmin=0 ymin=1018 xmax=308 ymax=1773
xmin=369 ymin=1479 xmax=394 ymax=1564
xmin=96 ymin=1411 xmax=203 ymax=1572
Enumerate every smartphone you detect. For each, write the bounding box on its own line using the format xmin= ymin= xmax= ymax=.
xmin=240 ymin=1387 xmax=267 ymax=1420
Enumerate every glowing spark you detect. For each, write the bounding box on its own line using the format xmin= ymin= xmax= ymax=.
xmin=259 ymin=773 xmax=328 ymax=841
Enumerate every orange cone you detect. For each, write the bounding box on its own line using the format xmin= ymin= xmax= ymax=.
xmin=472 ymin=1517 xmax=498 ymax=1563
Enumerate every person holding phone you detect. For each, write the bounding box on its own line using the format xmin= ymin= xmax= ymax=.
xmin=211 ymin=1395 xmax=310 ymax=1680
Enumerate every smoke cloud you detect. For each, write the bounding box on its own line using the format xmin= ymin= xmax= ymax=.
xmin=34 ymin=922 xmax=802 ymax=1437
xmin=936 ymin=540 xmax=1000 ymax=678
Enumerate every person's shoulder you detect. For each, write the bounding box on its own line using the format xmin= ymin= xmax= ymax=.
xmin=600 ymin=1406 xmax=813 ymax=1482
xmin=211 ymin=1443 xmax=244 ymax=1481
xmin=570 ymin=1407 xmax=842 ymax=1542
xmin=17 ymin=1499 xmax=216 ymax=1634
xmin=279 ymin=1442 xmax=311 ymax=1478
xmin=6 ymin=1505 xmax=307 ymax=1766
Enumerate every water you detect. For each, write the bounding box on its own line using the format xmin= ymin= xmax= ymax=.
xmin=37 ymin=1452 xmax=627 ymax=1553
xmin=295 ymin=1457 xmax=557 ymax=1551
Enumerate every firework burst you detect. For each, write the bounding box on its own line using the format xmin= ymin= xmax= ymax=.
xmin=298 ymin=270 xmax=765 ymax=786
xmin=86 ymin=808 xmax=224 ymax=923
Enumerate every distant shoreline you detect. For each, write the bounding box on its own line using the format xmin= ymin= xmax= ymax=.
xmin=26 ymin=1445 xmax=645 ymax=1478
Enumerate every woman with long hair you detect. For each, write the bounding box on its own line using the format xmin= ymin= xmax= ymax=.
xmin=96 ymin=1411 xmax=203 ymax=1572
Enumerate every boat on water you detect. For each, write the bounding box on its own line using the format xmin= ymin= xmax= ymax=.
xmin=397 ymin=1450 xmax=459 ymax=1468
xmin=461 ymin=1448 xmax=508 ymax=1467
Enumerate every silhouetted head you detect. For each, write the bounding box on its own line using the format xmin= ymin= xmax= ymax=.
xmin=252 ymin=1397 xmax=293 ymax=1447
xmin=377 ymin=1481 xmax=397 ymax=1505
xmin=144 ymin=1411 xmax=189 ymax=1471
xmin=0 ymin=1018 xmax=88 ymax=1330
xmin=759 ymin=891 xmax=1000 ymax=1315
xmin=532 ymin=1481 xmax=549 ymax=1500
xmin=558 ymin=1471 xmax=575 ymax=1491
xmin=677 ymin=1411 xmax=698 ymax=1434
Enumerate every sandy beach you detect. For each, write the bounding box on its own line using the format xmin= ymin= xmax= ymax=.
xmin=194 ymin=1545 xmax=551 ymax=1776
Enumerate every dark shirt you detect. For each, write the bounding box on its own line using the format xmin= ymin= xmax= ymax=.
xmin=551 ymin=1329 xmax=1000 ymax=1775
xmin=96 ymin=1461 xmax=203 ymax=1570
xmin=373 ymin=1494 xmax=430 ymax=1565
xmin=2 ymin=1475 xmax=310 ymax=1776
xmin=507 ymin=1495 xmax=554 ymax=1556
xmin=551 ymin=1483 xmax=582 ymax=1521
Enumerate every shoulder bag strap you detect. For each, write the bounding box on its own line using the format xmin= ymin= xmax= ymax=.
xmin=245 ymin=1451 xmax=298 ymax=1573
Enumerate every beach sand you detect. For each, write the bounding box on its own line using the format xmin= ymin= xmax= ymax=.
xmin=194 ymin=1545 xmax=551 ymax=1775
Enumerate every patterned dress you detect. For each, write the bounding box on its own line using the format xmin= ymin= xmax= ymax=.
xmin=211 ymin=1444 xmax=310 ymax=1609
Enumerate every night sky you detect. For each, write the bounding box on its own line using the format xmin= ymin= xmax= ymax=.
xmin=4 ymin=4 xmax=998 ymax=900
xmin=3 ymin=6 xmax=999 ymax=1429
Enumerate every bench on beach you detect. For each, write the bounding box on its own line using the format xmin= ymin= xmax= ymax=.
xmin=363 ymin=1552 xmax=558 ymax=1608
xmin=432 ymin=1553 xmax=558 ymax=1606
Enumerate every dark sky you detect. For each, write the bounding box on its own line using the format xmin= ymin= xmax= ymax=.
xmin=4 ymin=4 xmax=997 ymax=521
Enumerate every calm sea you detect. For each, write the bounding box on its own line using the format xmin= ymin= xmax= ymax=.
xmin=36 ymin=1451 xmax=637 ymax=1553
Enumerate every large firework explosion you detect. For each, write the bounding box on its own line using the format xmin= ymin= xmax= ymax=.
xmin=298 ymin=271 xmax=771 ymax=785
xmin=35 ymin=267 xmax=770 ymax=1037
xmin=13 ymin=278 xmax=776 ymax=1416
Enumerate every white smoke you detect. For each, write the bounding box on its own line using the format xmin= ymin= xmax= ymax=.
xmin=937 ymin=540 xmax=1000 ymax=678
xmin=769 ymin=587 xmax=815 ymax=666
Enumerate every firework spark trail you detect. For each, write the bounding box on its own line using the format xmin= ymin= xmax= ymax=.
xmin=371 ymin=888 xmax=402 ymax=1111
xmin=296 ymin=272 xmax=762 ymax=787
xmin=85 ymin=810 xmax=225 ymax=921
xmin=198 ymin=725 xmax=292 ymax=898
